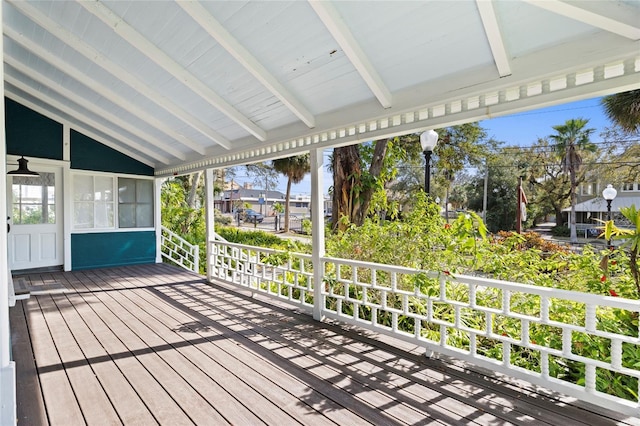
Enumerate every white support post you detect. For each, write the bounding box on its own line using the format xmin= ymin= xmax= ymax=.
xmin=62 ymin=124 xmax=72 ymax=271
xmin=154 ymin=178 xmax=164 ymax=263
xmin=0 ymin=3 xmax=17 ymax=421
xmin=205 ymin=168 xmax=216 ymax=281
xmin=310 ymin=148 xmax=325 ymax=321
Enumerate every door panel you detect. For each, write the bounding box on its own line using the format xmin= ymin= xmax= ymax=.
xmin=7 ymin=164 xmax=63 ymax=270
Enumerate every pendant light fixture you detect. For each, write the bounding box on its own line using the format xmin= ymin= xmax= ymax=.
xmin=7 ymin=156 xmax=39 ymax=177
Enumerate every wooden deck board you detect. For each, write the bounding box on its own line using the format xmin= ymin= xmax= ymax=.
xmin=47 ymin=277 xmax=158 ymax=425
xmin=98 ymin=266 xmax=355 ymax=425
xmin=37 ymin=294 xmax=122 ymax=425
xmin=24 ymin=296 xmax=85 ymax=425
xmin=10 ymin=263 xmax=640 ymax=426
xmin=11 ymin=300 xmax=47 ymax=426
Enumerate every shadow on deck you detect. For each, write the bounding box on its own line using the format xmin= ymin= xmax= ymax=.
xmin=10 ymin=263 xmax=639 ymax=425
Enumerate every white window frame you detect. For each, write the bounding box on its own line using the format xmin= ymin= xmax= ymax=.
xmin=621 ymin=182 xmax=638 ymax=192
xmin=71 ymin=170 xmax=155 ymax=233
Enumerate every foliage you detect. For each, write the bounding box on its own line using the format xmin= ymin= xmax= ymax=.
xmin=599 ymin=127 xmax=640 ymax=183
xmin=603 ymin=205 xmax=640 ymax=297
xmin=272 ymin=154 xmax=310 ymax=232
xmin=549 ymin=118 xmax=597 ymax=244
xmin=551 ymin=225 xmax=570 ymax=237
xmin=331 ymin=123 xmax=494 ymax=231
xmin=493 ymin=231 xmax=569 ymax=254
xmin=602 ymin=89 xmax=640 ymax=133
xmin=216 ymin=226 xmax=310 ymax=253
xmin=466 ymin=150 xmax=521 ymax=232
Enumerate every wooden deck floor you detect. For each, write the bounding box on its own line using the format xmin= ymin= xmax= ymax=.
xmin=10 ymin=263 xmax=640 ymax=426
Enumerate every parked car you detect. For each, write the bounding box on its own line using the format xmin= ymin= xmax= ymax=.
xmin=243 ymin=209 xmax=264 ymax=223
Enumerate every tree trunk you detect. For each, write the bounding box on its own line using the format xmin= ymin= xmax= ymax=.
xmin=284 ymin=176 xmax=292 ymax=233
xmin=355 ymin=139 xmax=388 ymax=225
xmin=332 ymin=140 xmax=389 ymax=231
xmin=332 ymin=145 xmax=362 ymax=231
xmin=187 ymin=171 xmax=202 ymax=209
xmin=569 ymin=169 xmax=578 ymax=244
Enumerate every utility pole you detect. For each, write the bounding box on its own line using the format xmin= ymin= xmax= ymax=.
xmin=482 ymin=159 xmax=488 ymax=223
xmin=516 ymin=176 xmax=522 ymax=234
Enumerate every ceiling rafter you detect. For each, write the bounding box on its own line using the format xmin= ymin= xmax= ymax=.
xmin=3 ymin=26 xmax=193 ymax=160
xmin=77 ymin=0 xmax=268 ymax=141
xmin=4 ymin=0 xmax=225 ymax=153
xmin=4 ymin=57 xmax=187 ymax=161
xmin=177 ymin=1 xmax=316 ymax=129
xmin=476 ymin=0 xmax=511 ymax=77
xmin=5 ymin=76 xmax=172 ymax=164
xmin=308 ymin=0 xmax=392 ymax=109
xmin=524 ymin=0 xmax=640 ymax=40
xmin=5 ymin=92 xmax=155 ymax=167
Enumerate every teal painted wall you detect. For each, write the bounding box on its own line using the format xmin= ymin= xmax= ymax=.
xmin=71 ymin=232 xmax=156 ymax=270
xmin=71 ymin=130 xmax=154 ymax=176
xmin=6 ymin=98 xmax=158 ymax=271
xmin=5 ymin=98 xmax=63 ymax=160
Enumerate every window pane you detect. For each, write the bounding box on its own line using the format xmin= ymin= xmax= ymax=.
xmin=118 ymin=178 xmax=136 ymax=203
xmin=95 ymin=202 xmax=114 ymax=228
xmin=47 ymin=204 xmax=56 ymax=224
xmin=11 ymin=173 xmax=55 ymax=225
xmin=74 ymin=175 xmax=94 ymax=201
xmin=119 ymin=204 xmax=136 ymax=228
xmin=95 ymin=176 xmax=114 ymax=201
xmin=136 ymin=204 xmax=153 ymax=227
xmin=136 ymin=180 xmax=153 ymax=203
xmin=74 ymin=202 xmax=94 ymax=228
xmin=20 ymin=205 xmax=42 ymax=224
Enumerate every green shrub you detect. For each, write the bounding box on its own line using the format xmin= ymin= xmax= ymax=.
xmin=551 ymin=225 xmax=570 ymax=237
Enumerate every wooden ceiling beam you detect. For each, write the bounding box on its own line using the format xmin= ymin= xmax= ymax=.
xmin=178 ymin=1 xmax=316 ymax=129
xmin=78 ymin=0 xmax=268 ymax=141
xmin=5 ymin=57 xmax=187 ymax=161
xmin=5 ymin=77 xmax=172 ymax=164
xmin=476 ymin=0 xmax=512 ymax=77
xmin=5 ymin=0 xmax=228 ymax=152
xmin=524 ymin=0 xmax=640 ymax=40
xmin=309 ymin=0 xmax=392 ymax=109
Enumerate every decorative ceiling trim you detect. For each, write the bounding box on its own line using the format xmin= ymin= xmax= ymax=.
xmin=77 ymin=0 xmax=268 ymax=141
xmin=177 ymin=1 xmax=316 ymax=129
xmin=476 ymin=0 xmax=511 ymax=77
xmin=524 ymin=0 xmax=640 ymax=40
xmin=4 ymin=2 xmax=219 ymax=153
xmin=309 ymin=0 xmax=393 ymax=109
xmin=156 ymin=55 xmax=640 ymax=177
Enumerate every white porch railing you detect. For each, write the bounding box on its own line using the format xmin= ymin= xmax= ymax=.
xmin=160 ymin=226 xmax=200 ymax=273
xmin=209 ymin=239 xmax=640 ymax=417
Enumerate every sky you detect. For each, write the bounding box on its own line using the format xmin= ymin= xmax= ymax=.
xmin=236 ymin=95 xmax=613 ymax=196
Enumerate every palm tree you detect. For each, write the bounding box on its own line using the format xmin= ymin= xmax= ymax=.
xmin=272 ymin=154 xmax=310 ymax=232
xmin=549 ymin=118 xmax=596 ymax=244
xmin=601 ymin=89 xmax=640 ymax=133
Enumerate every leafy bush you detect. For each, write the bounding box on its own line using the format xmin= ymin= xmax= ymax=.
xmin=216 ymin=226 xmax=310 ymax=253
xmin=551 ymin=225 xmax=570 ymax=237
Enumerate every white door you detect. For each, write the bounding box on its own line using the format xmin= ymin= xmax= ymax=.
xmin=7 ymin=164 xmax=63 ymax=271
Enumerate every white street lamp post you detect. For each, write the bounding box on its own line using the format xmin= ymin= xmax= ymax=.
xmin=420 ymin=130 xmax=438 ymax=195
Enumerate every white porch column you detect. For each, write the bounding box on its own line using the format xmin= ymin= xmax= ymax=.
xmin=204 ymin=168 xmax=215 ymax=281
xmin=310 ymin=148 xmax=325 ymax=321
xmin=0 ymin=2 xmax=18 ymax=422
xmin=154 ymin=177 xmax=164 ymax=263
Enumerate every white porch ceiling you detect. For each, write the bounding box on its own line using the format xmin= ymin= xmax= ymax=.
xmin=3 ymin=0 xmax=639 ymax=177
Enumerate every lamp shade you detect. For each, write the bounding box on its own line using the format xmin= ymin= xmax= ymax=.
xmin=420 ymin=130 xmax=438 ymax=152
xmin=7 ymin=156 xmax=39 ymax=177
xmin=602 ymin=184 xmax=617 ymax=201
